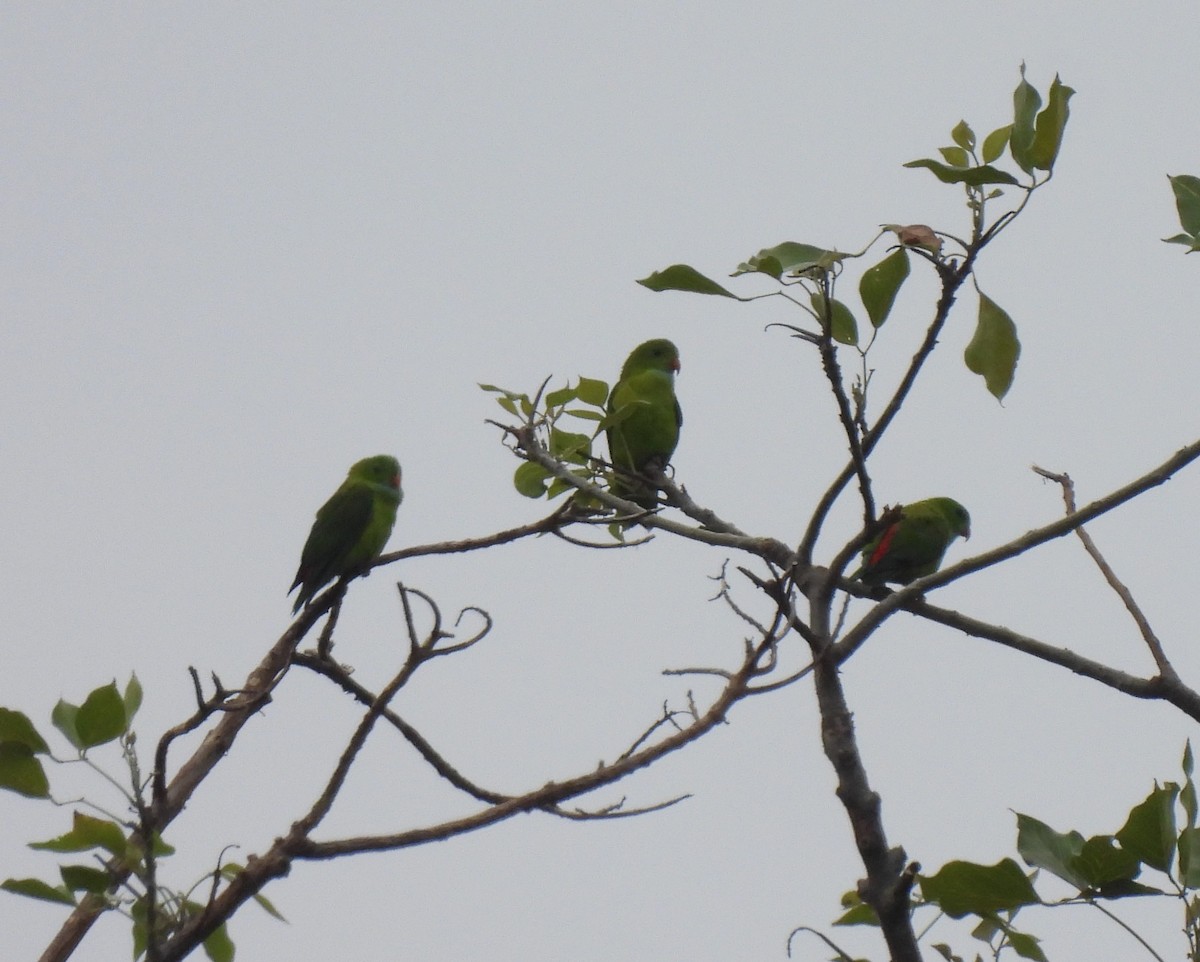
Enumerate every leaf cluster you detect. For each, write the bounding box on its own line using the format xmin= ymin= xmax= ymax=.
xmin=1165 ymin=174 xmax=1200 ymax=252
xmin=834 ymin=744 xmax=1200 ymax=961
xmin=636 ymin=67 xmax=1073 ymax=402
xmin=481 ymin=377 xmax=614 ymax=500
xmin=0 ymin=677 xmax=279 ymax=962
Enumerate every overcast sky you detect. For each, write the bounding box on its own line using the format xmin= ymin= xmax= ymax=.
xmin=4 ymin=4 xmax=1200 ymax=960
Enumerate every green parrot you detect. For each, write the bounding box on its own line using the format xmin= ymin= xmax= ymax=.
xmin=605 ymin=338 xmax=682 ymax=509
xmin=289 ymin=455 xmax=403 ymax=613
xmin=851 ymin=496 xmax=971 ymax=586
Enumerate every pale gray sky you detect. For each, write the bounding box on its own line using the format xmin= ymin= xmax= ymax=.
xmin=4 ymin=3 xmax=1200 ymax=960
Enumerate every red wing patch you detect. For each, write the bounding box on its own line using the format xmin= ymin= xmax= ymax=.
xmin=868 ymin=523 xmax=898 ymax=568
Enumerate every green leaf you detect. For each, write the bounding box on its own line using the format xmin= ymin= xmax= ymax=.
xmin=543 ymin=385 xmax=576 ymax=409
xmin=123 ymin=674 xmax=143 ymax=724
xmin=832 ymin=903 xmax=879 ymax=926
xmin=479 ymin=385 xmax=534 ymax=418
xmin=1029 ymin=74 xmax=1074 ymax=171
xmin=60 ymin=864 xmax=112 ymax=894
xmin=831 ymin=889 xmax=878 ymax=928
xmin=903 ymin=159 xmax=1020 ymax=187
xmin=0 ymin=743 xmax=50 ymax=798
xmin=31 ymin=812 xmax=127 ymax=857
xmin=599 ymin=399 xmax=643 ymax=432
xmin=1189 ymin=894 xmax=1200 ymax=928
xmin=1184 ymin=743 xmax=1198 ymax=831
xmin=513 ymin=462 xmax=552 ymax=499
xmin=939 ymin=146 xmax=970 ymax=168
xmin=858 ymin=248 xmax=910 ymax=328
xmin=0 ymin=877 xmax=76 ymax=906
xmin=549 ymin=429 xmax=591 ymax=465
xmin=919 ymin=858 xmax=1040 ymax=918
xmin=1016 ymin=813 xmax=1088 ymax=889
xmin=1184 ymin=779 xmax=1199 ymax=833
xmin=736 ymin=241 xmax=842 ymax=277
xmin=1180 ymin=826 xmax=1200 ymax=887
xmin=1006 ymin=928 xmax=1048 ymax=962
xmin=575 ymin=377 xmax=608 ymax=407
xmin=1073 ymin=834 xmax=1140 ymax=888
xmin=150 ymin=832 xmax=175 ymax=858
xmin=203 ymin=922 xmax=235 ymax=962
xmin=479 ymin=384 xmax=532 ymax=418
xmin=964 ymin=292 xmax=1020 ymax=400
xmin=218 ymin=864 xmax=289 ymax=922
xmin=1096 ymin=878 xmax=1164 ymax=898
xmin=636 ymin=264 xmax=740 ymax=298
xmin=745 ymin=254 xmax=782 ymax=279
xmin=253 ymin=891 xmax=287 ymax=922
xmin=1115 ymin=783 xmax=1178 ymax=872
xmin=809 ymin=292 xmax=858 ymax=345
xmin=951 ymin=120 xmax=976 ymax=150
xmin=131 ymin=896 xmax=150 ymax=959
xmin=51 ymin=699 xmax=82 ymax=750
xmin=1010 ymin=63 xmax=1043 ymax=173
xmin=982 ymin=124 xmax=1012 ymax=164
xmin=1163 ymin=233 xmax=1200 ymax=252
xmin=1168 ymin=175 xmax=1200 ymax=237
xmin=0 ymin=708 xmax=50 ymax=753
xmin=565 ymin=408 xmax=605 ymax=422
xmin=75 ymin=682 xmax=128 ymax=748
xmin=545 ymin=475 xmax=578 ymax=499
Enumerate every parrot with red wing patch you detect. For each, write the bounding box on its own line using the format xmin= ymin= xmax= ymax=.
xmin=852 ymin=497 xmax=970 ymax=586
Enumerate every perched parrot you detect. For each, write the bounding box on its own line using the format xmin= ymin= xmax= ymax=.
xmin=605 ymin=338 xmax=682 ymax=509
xmin=289 ymin=455 xmax=403 ymax=614
xmin=851 ymin=497 xmax=971 ymax=586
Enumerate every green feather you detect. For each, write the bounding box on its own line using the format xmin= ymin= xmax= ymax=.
xmin=605 ymin=339 xmax=682 ymax=509
xmin=289 ymin=455 xmax=403 ymax=613
xmin=853 ymin=497 xmax=970 ymax=586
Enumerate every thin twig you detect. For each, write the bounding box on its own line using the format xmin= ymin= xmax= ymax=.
xmin=551 ymin=794 xmax=692 ymax=819
xmin=1033 ymin=465 xmax=1176 ymax=680
xmin=291 ymin=651 xmax=508 ymax=805
xmin=813 ymin=271 xmax=875 ymax=524
xmin=797 ymin=251 xmax=977 ymax=566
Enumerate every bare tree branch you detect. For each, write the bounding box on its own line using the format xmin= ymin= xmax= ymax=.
xmin=906 ymin=598 xmax=1200 ymax=720
xmin=1033 ymin=465 xmax=1177 ymax=681
xmin=290 ymin=652 xmax=508 ymax=804
xmin=807 ymin=603 xmax=922 ymax=962
xmin=151 ymin=638 xmax=773 ymax=960
xmin=374 ymin=508 xmax=574 ymax=567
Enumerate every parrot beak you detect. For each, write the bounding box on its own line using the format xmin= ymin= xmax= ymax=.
xmin=670 ymin=358 xmax=681 ymax=373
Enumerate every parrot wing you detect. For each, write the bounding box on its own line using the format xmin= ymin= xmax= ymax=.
xmin=289 ymin=483 xmax=374 ymax=612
